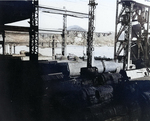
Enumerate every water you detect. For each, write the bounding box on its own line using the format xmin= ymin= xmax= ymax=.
xmin=5 ymin=45 xmax=114 ymax=58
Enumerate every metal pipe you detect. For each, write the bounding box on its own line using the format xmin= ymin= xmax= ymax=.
xmin=69 ymin=61 xmax=123 ymax=76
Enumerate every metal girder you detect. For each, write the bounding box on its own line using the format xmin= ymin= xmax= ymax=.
xmin=87 ymin=0 xmax=98 ymax=68
xmin=0 ymin=25 xmax=29 ymax=32
xmin=114 ymin=0 xmax=150 ymax=70
xmin=39 ymin=5 xmax=89 ymax=18
xmin=29 ymin=0 xmax=39 ymax=61
xmin=39 ymin=29 xmax=62 ymax=33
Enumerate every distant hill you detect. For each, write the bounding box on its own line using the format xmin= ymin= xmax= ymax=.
xmin=5 ymin=26 xmax=115 ymax=47
xmin=67 ymin=25 xmax=86 ymax=32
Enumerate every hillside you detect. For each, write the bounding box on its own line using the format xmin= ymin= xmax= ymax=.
xmin=3 ymin=25 xmax=114 ymax=47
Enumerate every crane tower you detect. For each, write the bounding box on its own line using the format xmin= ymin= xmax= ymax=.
xmin=87 ymin=0 xmax=98 ymax=68
xmin=114 ymin=0 xmax=150 ymax=70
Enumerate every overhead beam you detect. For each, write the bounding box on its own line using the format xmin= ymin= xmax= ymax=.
xmin=0 ymin=25 xmax=64 ymax=33
xmin=0 ymin=25 xmax=29 ymax=32
xmin=39 ymin=29 xmax=62 ymax=33
xmin=39 ymin=5 xmax=89 ymax=18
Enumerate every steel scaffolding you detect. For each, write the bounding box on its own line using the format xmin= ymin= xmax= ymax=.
xmin=114 ymin=0 xmax=150 ymax=70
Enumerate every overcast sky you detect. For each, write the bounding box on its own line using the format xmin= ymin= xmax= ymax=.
xmin=7 ymin=0 xmax=150 ymax=33
xmin=38 ymin=0 xmax=116 ymax=32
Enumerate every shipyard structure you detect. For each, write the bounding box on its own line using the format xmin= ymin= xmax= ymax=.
xmin=1 ymin=0 xmax=150 ymax=121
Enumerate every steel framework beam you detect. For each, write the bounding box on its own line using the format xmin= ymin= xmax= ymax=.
xmin=39 ymin=5 xmax=89 ymax=18
xmin=29 ymin=0 xmax=39 ymax=61
xmin=0 ymin=25 xmax=29 ymax=32
xmin=87 ymin=0 xmax=98 ymax=68
xmin=114 ymin=0 xmax=150 ymax=70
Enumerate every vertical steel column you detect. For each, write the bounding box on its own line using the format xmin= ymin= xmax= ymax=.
xmin=126 ymin=3 xmax=134 ymax=70
xmin=14 ymin=44 xmax=16 ymax=54
xmin=29 ymin=0 xmax=39 ymax=61
xmin=9 ymin=44 xmax=12 ymax=55
xmin=115 ymin=1 xmax=134 ymax=70
xmin=146 ymin=8 xmax=150 ymax=65
xmin=62 ymin=7 xmax=67 ymax=56
xmin=114 ymin=0 xmax=119 ymax=61
xmin=114 ymin=1 xmax=128 ymax=69
xmin=52 ymin=35 xmax=55 ymax=57
xmin=145 ymin=8 xmax=150 ymax=61
xmin=2 ymin=30 xmax=5 ymax=55
xmin=87 ymin=0 xmax=97 ymax=68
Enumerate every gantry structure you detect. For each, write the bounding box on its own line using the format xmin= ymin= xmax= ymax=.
xmin=0 ymin=0 xmax=91 ymax=61
xmin=87 ymin=0 xmax=98 ymax=68
xmin=0 ymin=0 xmax=100 ymax=65
xmin=114 ymin=0 xmax=150 ymax=70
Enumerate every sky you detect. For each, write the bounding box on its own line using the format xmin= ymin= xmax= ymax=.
xmin=7 ymin=0 xmax=150 ymax=33
xmin=38 ymin=0 xmax=116 ymax=32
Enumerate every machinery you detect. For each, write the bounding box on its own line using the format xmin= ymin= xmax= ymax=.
xmin=46 ymin=1 xmax=150 ymax=121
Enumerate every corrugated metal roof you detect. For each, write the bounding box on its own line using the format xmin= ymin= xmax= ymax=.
xmin=0 ymin=1 xmax=32 ymax=25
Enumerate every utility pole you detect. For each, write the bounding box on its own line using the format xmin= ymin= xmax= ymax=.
xmin=52 ymin=35 xmax=55 ymax=59
xmin=62 ymin=6 xmax=67 ymax=56
xmin=87 ymin=0 xmax=97 ymax=68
